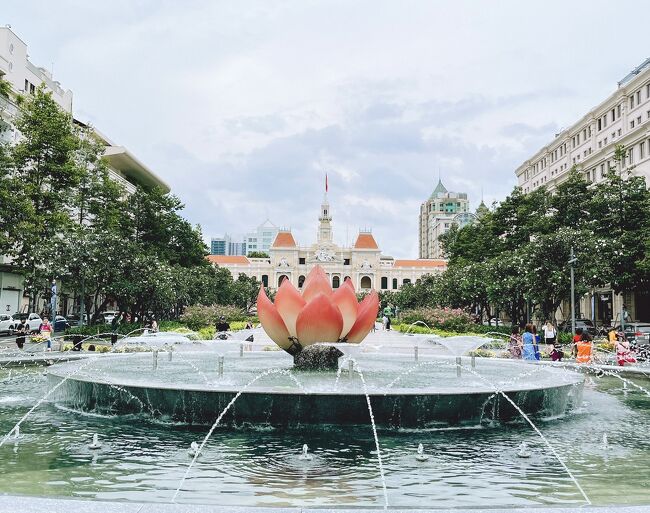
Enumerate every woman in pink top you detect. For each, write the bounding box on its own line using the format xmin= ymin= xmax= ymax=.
xmin=39 ymin=318 xmax=53 ymax=351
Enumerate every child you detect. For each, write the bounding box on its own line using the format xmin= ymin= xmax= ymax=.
xmin=39 ymin=318 xmax=53 ymax=352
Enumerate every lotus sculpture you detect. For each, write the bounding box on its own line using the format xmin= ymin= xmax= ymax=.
xmin=257 ymin=265 xmax=379 ymax=355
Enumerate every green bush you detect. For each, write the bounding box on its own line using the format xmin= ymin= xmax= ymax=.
xmin=400 ymin=307 xmax=475 ymax=333
xmin=180 ymin=304 xmax=246 ymax=330
xmin=65 ymin=322 xmax=143 ymax=338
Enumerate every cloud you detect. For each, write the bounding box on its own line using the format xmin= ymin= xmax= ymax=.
xmin=5 ymin=0 xmax=650 ymax=257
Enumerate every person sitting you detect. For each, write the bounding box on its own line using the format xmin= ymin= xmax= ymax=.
xmin=615 ymin=337 xmax=637 ymax=366
xmin=576 ymin=332 xmax=593 ymax=364
xmin=15 ymin=320 xmax=26 ymax=350
xmin=571 ymin=328 xmax=583 ymax=358
xmin=549 ymin=344 xmax=564 ymax=362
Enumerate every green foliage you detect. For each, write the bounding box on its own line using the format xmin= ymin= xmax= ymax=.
xmin=247 ymin=251 xmax=269 ymax=258
xmin=400 ymin=307 xmax=474 ymax=332
xmin=180 ymin=304 xmax=246 ymax=330
xmin=0 ymin=77 xmax=11 ymax=98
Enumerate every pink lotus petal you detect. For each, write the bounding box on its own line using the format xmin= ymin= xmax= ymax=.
xmin=345 ymin=290 xmax=379 ymax=343
xmin=301 ymin=265 xmax=333 ymax=303
xmin=256 ymin=286 xmax=295 ymax=352
xmin=296 ymin=293 xmax=343 ymax=346
xmin=332 ymin=284 xmax=358 ymax=339
xmin=274 ymin=279 xmax=306 ymax=338
xmin=344 ymin=277 xmax=355 ymax=292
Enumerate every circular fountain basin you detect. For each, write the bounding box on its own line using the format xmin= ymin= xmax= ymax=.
xmin=47 ymin=350 xmax=583 ymax=428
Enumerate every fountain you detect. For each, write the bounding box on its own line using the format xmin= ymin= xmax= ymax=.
xmin=14 ymin=266 xmax=645 ymax=510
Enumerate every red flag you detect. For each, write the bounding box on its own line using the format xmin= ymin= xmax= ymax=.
xmin=325 ymin=173 xmax=328 ymax=192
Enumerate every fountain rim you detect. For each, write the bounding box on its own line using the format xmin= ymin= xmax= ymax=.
xmin=46 ymin=353 xmax=584 ymax=397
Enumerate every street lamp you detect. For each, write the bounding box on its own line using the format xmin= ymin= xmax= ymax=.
xmin=568 ymin=247 xmax=577 ymax=335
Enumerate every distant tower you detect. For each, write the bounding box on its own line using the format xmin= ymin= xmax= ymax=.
xmin=318 ymin=174 xmax=333 ymax=243
xmin=419 ymin=178 xmax=469 ymax=259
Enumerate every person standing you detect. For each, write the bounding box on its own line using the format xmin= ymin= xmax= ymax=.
xmin=531 ymin=325 xmax=541 ymax=360
xmin=521 ymin=324 xmax=537 ymax=361
xmin=543 ymin=320 xmax=556 ymax=352
xmin=39 ymin=317 xmax=53 ymax=352
xmin=151 ymin=318 xmax=158 ymax=333
xmin=508 ymin=326 xmax=522 ymax=359
xmin=15 ymin=319 xmax=26 ymax=350
xmin=576 ymin=332 xmax=593 ymax=364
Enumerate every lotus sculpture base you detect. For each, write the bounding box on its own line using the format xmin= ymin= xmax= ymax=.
xmin=293 ymin=345 xmax=344 ymax=371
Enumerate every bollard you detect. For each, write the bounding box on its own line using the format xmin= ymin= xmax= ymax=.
xmin=218 ymin=355 xmax=224 ymax=378
xmin=168 ymin=349 xmax=173 ymax=362
xmin=471 ymin=355 xmax=476 ymax=368
xmin=414 ymin=345 xmax=419 ymax=362
xmin=240 ymin=343 xmax=244 ymax=357
xmin=153 ymin=350 xmax=158 ymax=370
xmin=348 ymin=359 xmax=354 ymax=379
xmin=456 ymin=356 xmax=461 ymax=377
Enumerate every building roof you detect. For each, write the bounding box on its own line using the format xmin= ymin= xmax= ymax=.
xmin=393 ymin=259 xmax=447 ymax=268
xmin=430 ymin=178 xmax=447 ymax=199
xmin=206 ymin=255 xmax=250 ymax=265
xmin=272 ymin=231 xmax=297 ymax=248
xmin=354 ymin=232 xmax=379 ymax=249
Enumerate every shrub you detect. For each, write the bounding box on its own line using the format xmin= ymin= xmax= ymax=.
xmin=400 ymin=307 xmax=475 ymax=333
xmin=180 ymin=304 xmax=246 ymax=330
xmin=468 ymin=349 xmax=495 ymax=358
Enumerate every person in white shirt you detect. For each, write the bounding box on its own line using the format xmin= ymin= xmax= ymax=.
xmin=543 ymin=320 xmax=557 ymax=352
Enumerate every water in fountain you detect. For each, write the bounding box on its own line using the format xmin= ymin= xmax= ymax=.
xmin=415 ymin=443 xmax=429 ymax=462
xmin=299 ymin=443 xmax=313 ymax=460
xmin=88 ymin=433 xmax=101 ymax=450
xmin=516 ymin=441 xmax=531 ymax=458
xmin=435 ymin=335 xmax=492 ymax=357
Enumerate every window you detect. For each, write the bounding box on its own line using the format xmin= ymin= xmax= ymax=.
xmin=403 ymin=278 xmax=411 ymax=285
xmin=360 ymin=276 xmax=372 ymax=289
xmin=261 ymin=275 xmax=268 ymax=287
xmin=640 ymin=141 xmax=645 ymax=159
xmin=618 ymin=104 xmax=622 ymax=118
xmin=638 ymin=116 xmax=642 ymax=125
xmin=631 ymin=95 xmax=636 ymax=109
xmin=344 ymin=258 xmax=350 ymax=265
xmin=598 ymin=118 xmax=602 ymax=131
xmin=392 ymin=278 xmax=398 ymax=290
xmin=631 ymin=120 xmax=635 ymax=129
xmin=298 ymin=257 xmax=305 ymax=265
xmin=332 ymin=276 xmax=340 ymax=289
xmin=611 ymin=109 xmax=615 ymax=122
xmin=600 ymin=163 xmax=605 ymax=178
xmin=637 ymin=91 xmax=641 ymax=105
xmin=647 ymin=84 xmax=650 ymax=98
xmin=618 ymin=129 xmax=622 ymax=136
xmin=298 ymin=275 xmax=305 ymax=288
xmin=24 ymin=79 xmax=28 ymax=91
xmin=381 ymin=277 xmax=388 ymax=289
xmin=278 ymin=275 xmax=289 ymax=287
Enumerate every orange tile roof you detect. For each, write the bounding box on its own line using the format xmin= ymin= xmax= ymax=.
xmin=354 ymin=233 xmax=379 ymax=249
xmin=272 ymin=231 xmax=297 ymax=248
xmin=206 ymin=255 xmax=250 ymax=265
xmin=393 ymin=259 xmax=447 ymax=268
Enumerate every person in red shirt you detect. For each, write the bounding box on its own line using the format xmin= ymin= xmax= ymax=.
xmin=571 ymin=328 xmax=583 ymax=358
xmin=39 ymin=318 xmax=53 ymax=351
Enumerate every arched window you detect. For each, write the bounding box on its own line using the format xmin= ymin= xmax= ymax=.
xmin=403 ymin=278 xmax=411 ymax=285
xmin=261 ymin=275 xmax=268 ymax=287
xmin=332 ymin=276 xmax=340 ymax=288
xmin=298 ymin=275 xmax=306 ymax=288
xmin=278 ymin=275 xmax=289 ymax=287
xmin=381 ymin=277 xmax=388 ymax=289
xmin=360 ymin=276 xmax=372 ymax=289
xmin=392 ymin=278 xmax=398 ymax=289
xmin=344 ymin=276 xmax=351 ymax=283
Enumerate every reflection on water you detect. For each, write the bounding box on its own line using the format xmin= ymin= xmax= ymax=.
xmin=1 ymin=365 xmax=650 ymax=507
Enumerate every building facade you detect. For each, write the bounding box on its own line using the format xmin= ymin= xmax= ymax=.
xmin=0 ymin=26 xmax=169 ymax=316
xmin=515 ymin=58 xmax=650 ymax=324
xmin=245 ymin=219 xmax=279 ymax=255
xmin=209 ymin=191 xmax=447 ymax=292
xmin=516 ymin=58 xmax=650 ymax=193
xmin=419 ymin=179 xmax=470 ymax=259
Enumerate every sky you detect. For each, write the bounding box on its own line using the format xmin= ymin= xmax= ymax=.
xmin=4 ymin=0 xmax=650 ymax=257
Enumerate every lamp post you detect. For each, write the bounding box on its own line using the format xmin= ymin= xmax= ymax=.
xmin=50 ymin=279 xmax=57 ymax=330
xmin=569 ymin=247 xmax=577 ymax=335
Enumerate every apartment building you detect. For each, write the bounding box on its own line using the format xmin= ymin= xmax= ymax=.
xmin=516 ymin=58 xmax=650 ymax=192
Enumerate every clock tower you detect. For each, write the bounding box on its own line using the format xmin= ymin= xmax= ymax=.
xmin=318 ymin=176 xmax=332 ymax=244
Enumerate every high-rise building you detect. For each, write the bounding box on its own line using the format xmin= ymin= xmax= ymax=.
xmin=418 ymin=179 xmax=470 ymax=259
xmin=210 ymin=234 xmax=246 ymax=256
xmin=245 ymin=219 xmax=279 ymax=255
xmin=516 ymin=57 xmax=650 ymax=192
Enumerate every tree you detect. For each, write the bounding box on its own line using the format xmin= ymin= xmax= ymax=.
xmin=247 ymin=251 xmax=269 ymax=258
xmin=7 ymin=86 xmax=81 ymax=312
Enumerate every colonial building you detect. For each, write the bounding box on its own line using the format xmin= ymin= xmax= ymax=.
xmin=515 ymin=58 xmax=650 ymax=324
xmin=208 ymin=191 xmax=447 ymax=291
xmin=419 ymin=179 xmax=471 ymax=259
